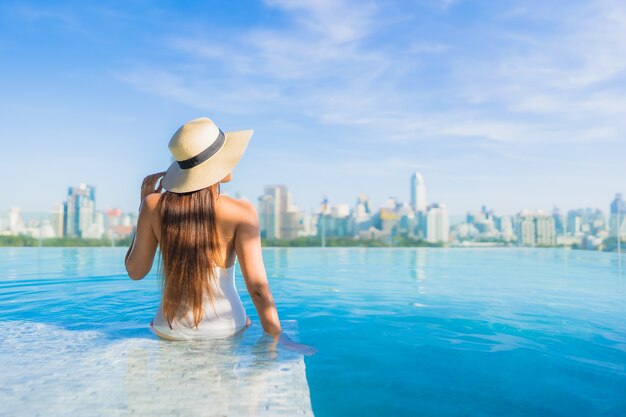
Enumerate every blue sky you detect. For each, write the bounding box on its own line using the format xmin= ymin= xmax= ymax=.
xmin=1 ymin=0 xmax=625 ymax=215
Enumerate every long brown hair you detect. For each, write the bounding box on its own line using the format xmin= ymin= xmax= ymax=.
xmin=156 ymin=183 xmax=223 ymax=329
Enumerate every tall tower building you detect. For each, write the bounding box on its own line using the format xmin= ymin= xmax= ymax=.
xmin=64 ymin=183 xmax=96 ymax=238
xmin=354 ymin=194 xmax=373 ymax=233
xmin=499 ymin=215 xmax=514 ymax=241
xmin=356 ymin=193 xmax=371 ymax=214
xmin=610 ymin=193 xmax=626 ymax=238
xmin=517 ymin=211 xmax=536 ymax=246
xmin=258 ymin=185 xmax=294 ymax=240
xmin=410 ymin=172 xmax=427 ymax=212
xmin=426 ymin=203 xmax=449 ymax=243
xmin=536 ymin=212 xmax=557 ymax=246
xmin=552 ymin=207 xmax=565 ymax=235
xmin=567 ymin=209 xmax=583 ymax=236
xmin=8 ymin=207 xmax=22 ymax=235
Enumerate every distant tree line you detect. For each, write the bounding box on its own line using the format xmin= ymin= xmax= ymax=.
xmin=1 ymin=234 xmax=621 ymax=251
xmin=0 ymin=235 xmax=134 ymax=247
xmin=260 ymin=236 xmax=444 ymax=248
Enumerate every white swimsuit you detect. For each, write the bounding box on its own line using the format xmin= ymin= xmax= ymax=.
xmin=149 ymin=263 xmax=248 ymax=340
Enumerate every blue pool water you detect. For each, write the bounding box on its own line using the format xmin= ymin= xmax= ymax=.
xmin=1 ymin=247 xmax=625 ymax=416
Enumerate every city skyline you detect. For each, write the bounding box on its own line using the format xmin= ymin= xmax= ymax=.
xmin=1 ymin=1 xmax=625 ymax=214
xmin=0 ymin=171 xmax=625 ymax=216
xmin=3 ymin=174 xmax=624 ymax=219
xmin=2 ymin=174 xmax=624 ymax=252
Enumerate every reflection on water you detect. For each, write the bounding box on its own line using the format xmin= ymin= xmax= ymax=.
xmin=61 ymin=248 xmax=98 ymax=278
xmin=0 ymin=320 xmax=313 ymax=417
xmin=410 ymin=249 xmax=428 ymax=289
xmin=264 ymin=248 xmax=293 ymax=278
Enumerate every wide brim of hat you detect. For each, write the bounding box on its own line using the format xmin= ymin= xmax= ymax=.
xmin=162 ymin=129 xmax=254 ymax=193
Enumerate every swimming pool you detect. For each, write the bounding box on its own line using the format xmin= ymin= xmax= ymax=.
xmin=1 ymin=247 xmax=625 ymax=416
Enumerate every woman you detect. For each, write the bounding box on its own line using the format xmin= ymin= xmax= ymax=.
xmin=124 ymin=117 xmax=316 ymax=355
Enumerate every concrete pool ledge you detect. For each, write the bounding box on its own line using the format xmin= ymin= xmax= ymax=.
xmin=0 ymin=319 xmax=315 ymax=416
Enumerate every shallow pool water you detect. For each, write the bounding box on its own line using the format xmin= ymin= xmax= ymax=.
xmin=1 ymin=247 xmax=625 ymax=416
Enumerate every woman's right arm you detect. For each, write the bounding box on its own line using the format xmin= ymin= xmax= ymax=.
xmin=234 ymin=201 xmax=283 ymax=338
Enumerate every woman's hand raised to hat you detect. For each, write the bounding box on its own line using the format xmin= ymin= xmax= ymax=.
xmin=140 ymin=172 xmax=166 ymax=205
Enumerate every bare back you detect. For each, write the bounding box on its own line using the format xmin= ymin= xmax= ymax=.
xmin=127 ymin=191 xmax=282 ymax=337
xmin=149 ymin=193 xmax=242 ymax=269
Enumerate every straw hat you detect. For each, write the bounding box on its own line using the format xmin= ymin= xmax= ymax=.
xmin=162 ymin=117 xmax=254 ymax=193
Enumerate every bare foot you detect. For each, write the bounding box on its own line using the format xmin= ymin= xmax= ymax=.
xmin=278 ymin=333 xmax=318 ymax=356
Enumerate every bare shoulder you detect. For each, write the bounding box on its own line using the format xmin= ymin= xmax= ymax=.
xmin=139 ymin=193 xmax=163 ymax=232
xmin=141 ymin=193 xmax=162 ymax=213
xmin=216 ymin=195 xmax=258 ymax=225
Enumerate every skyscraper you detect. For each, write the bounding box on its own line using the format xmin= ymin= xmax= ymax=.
xmin=356 ymin=193 xmax=371 ymax=214
xmin=354 ymin=194 xmax=373 ymax=233
xmin=426 ymin=203 xmax=449 ymax=243
xmin=258 ymin=190 xmax=281 ymax=240
xmin=609 ymin=193 xmax=626 ymax=238
xmin=499 ymin=215 xmax=514 ymax=241
xmin=552 ymin=207 xmax=565 ymax=235
xmin=8 ymin=207 xmax=22 ymax=235
xmin=536 ymin=212 xmax=557 ymax=246
xmin=567 ymin=209 xmax=583 ymax=236
xmin=517 ymin=211 xmax=536 ymax=246
xmin=514 ymin=210 xmax=556 ymax=247
xmin=410 ymin=172 xmax=427 ymax=212
xmin=258 ymin=185 xmax=299 ymax=240
xmin=64 ymin=183 xmax=96 ymax=238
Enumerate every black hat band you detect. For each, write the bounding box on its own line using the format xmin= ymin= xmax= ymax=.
xmin=176 ymin=129 xmax=226 ymax=170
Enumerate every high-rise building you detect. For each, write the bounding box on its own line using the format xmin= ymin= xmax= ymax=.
xmin=9 ymin=207 xmax=22 ymax=235
xmin=281 ymin=208 xmax=302 ymax=240
xmin=468 ymin=208 xmax=497 ymax=236
xmin=83 ymin=211 xmax=105 ymax=239
xmin=258 ymin=185 xmax=300 ymax=240
xmin=258 ymin=196 xmax=277 ymax=240
xmin=356 ymin=193 xmax=371 ymax=214
xmin=515 ymin=210 xmax=556 ymax=246
xmin=64 ymin=183 xmax=96 ymax=238
xmin=567 ymin=209 xmax=582 ymax=236
xmin=297 ymin=212 xmax=318 ymax=237
xmin=106 ymin=208 xmax=133 ymax=239
xmin=536 ymin=212 xmax=556 ymax=246
xmin=384 ymin=197 xmax=400 ymax=211
xmin=499 ymin=215 xmax=514 ymax=241
xmin=320 ymin=203 xmax=353 ymax=238
xmin=410 ymin=172 xmax=427 ymax=212
xmin=610 ymin=193 xmax=626 ymax=238
xmin=379 ymin=208 xmax=400 ymax=236
xmin=552 ymin=207 xmax=565 ymax=235
xmin=107 ymin=208 xmax=122 ymax=228
xmin=590 ymin=209 xmax=606 ymax=234
xmin=426 ymin=203 xmax=449 ymax=243
xmin=397 ymin=203 xmax=417 ymax=237
xmin=517 ymin=210 xmax=536 ymax=246
xmin=353 ymin=194 xmax=373 ymax=233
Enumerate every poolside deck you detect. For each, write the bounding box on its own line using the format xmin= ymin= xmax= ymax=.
xmin=1 ymin=319 xmax=314 ymax=416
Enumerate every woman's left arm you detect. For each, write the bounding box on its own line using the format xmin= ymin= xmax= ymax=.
xmin=125 ymin=172 xmax=165 ymax=280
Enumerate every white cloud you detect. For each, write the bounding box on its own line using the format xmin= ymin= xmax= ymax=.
xmin=262 ymin=0 xmax=377 ymax=43
xmin=115 ymin=0 xmax=626 ymax=148
xmin=9 ymin=3 xmax=82 ymax=32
